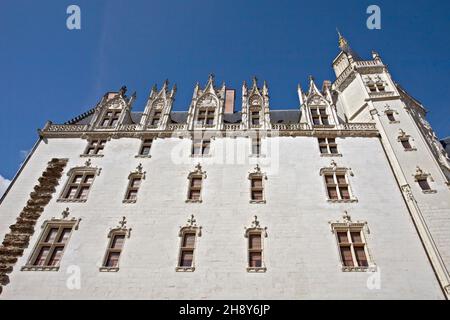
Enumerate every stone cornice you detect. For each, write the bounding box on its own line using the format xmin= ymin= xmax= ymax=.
xmin=39 ymin=122 xmax=379 ymax=139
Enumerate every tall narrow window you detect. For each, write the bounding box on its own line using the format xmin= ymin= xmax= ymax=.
xmin=176 ymin=215 xmax=201 ymax=272
xmin=311 ymin=107 xmax=329 ymax=126
xmin=192 ymin=138 xmax=210 ymax=156
xmin=103 ymin=233 xmax=125 ymax=268
xmin=250 ymin=109 xmax=261 ymax=126
xmin=83 ymin=139 xmax=106 ymax=156
xmin=179 ymin=232 xmax=196 ymax=267
xmin=123 ymin=164 xmax=145 ymax=203
xmin=196 ymin=108 xmax=215 ymax=126
xmin=245 ymin=216 xmax=267 ymax=272
xmin=138 ymin=138 xmax=153 ymax=156
xmin=60 ymin=170 xmax=96 ymax=202
xmin=318 ymin=137 xmax=339 ymax=155
xmin=251 ymin=136 xmax=261 ymax=155
xmin=186 ymin=164 xmax=206 ymax=203
xmin=249 ymin=165 xmax=266 ymax=203
xmin=188 ymin=178 xmax=202 ymax=201
xmin=100 ymin=110 xmax=121 ymax=127
xmin=248 ymin=233 xmax=262 ymax=267
xmin=151 ymin=111 xmax=162 ymax=126
xmin=100 ymin=217 xmax=130 ymax=272
xmin=26 ymin=223 xmax=74 ymax=270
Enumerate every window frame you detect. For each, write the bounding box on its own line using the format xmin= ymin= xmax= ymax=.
xmin=82 ymin=139 xmax=107 ymax=157
xmin=176 ymin=215 xmax=201 ymax=272
xmin=22 ymin=218 xmax=79 ymax=271
xmin=310 ymin=106 xmax=330 ymax=126
xmin=318 ymin=137 xmax=341 ymax=156
xmin=191 ymin=137 xmax=211 ymax=157
xmin=248 ymin=165 xmax=267 ymax=204
xmin=320 ymin=164 xmax=357 ymax=203
xmin=186 ymin=164 xmax=207 ymax=203
xmin=245 ymin=216 xmax=267 ymax=273
xmin=58 ymin=167 xmax=98 ymax=203
xmin=136 ymin=138 xmax=154 ymax=158
xmin=99 ymin=109 xmax=122 ymax=128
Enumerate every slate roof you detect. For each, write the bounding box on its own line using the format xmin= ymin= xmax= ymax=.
xmin=69 ymin=110 xmax=303 ymax=125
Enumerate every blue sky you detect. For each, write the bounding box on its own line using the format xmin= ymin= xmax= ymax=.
xmin=0 ymin=0 xmax=449 ymax=182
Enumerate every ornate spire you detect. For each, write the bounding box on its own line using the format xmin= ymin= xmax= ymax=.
xmin=337 ymin=28 xmax=348 ymax=51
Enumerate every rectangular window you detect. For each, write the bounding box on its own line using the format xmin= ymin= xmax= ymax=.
xmin=400 ymin=139 xmax=412 ymax=150
xmin=251 ymin=110 xmax=260 ymax=126
xmin=318 ymin=137 xmax=338 ymax=155
xmin=192 ymin=139 xmax=210 ymax=156
xmin=151 ymin=111 xmax=162 ymax=126
xmin=125 ymin=177 xmax=142 ymax=201
xmin=139 ymin=139 xmax=153 ymax=156
xmin=101 ymin=110 xmax=121 ymax=127
xmin=103 ymin=233 xmax=125 ymax=268
xmin=188 ymin=177 xmax=202 ymax=201
xmin=386 ymin=112 xmax=396 ymax=122
xmin=248 ymin=233 xmax=263 ymax=268
xmin=61 ymin=171 xmax=95 ymax=200
xmin=324 ymin=173 xmax=352 ymax=201
xmin=178 ymin=232 xmax=196 ymax=268
xmin=30 ymin=225 xmax=73 ymax=268
xmin=196 ymin=108 xmax=215 ymax=126
xmin=250 ymin=176 xmax=264 ymax=202
xmin=311 ymin=107 xmax=329 ymax=126
xmin=368 ymin=84 xmax=377 ymax=92
xmin=417 ymin=178 xmax=431 ymax=191
xmin=336 ymin=229 xmax=368 ymax=268
xmin=251 ymin=136 xmax=261 ymax=155
xmin=84 ymin=139 xmax=106 ymax=156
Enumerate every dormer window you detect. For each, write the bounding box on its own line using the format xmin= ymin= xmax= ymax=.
xmin=150 ymin=110 xmax=162 ymax=126
xmin=196 ymin=108 xmax=215 ymax=126
xmin=101 ymin=110 xmax=121 ymax=127
xmin=311 ymin=107 xmax=329 ymax=126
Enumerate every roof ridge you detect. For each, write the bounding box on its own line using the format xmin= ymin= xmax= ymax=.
xmin=64 ymin=107 xmax=97 ymax=125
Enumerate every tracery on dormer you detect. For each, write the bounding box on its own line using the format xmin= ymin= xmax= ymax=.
xmin=142 ymin=80 xmax=176 ymax=130
xmin=90 ymin=86 xmax=135 ymax=130
xmin=242 ymin=77 xmax=270 ymax=130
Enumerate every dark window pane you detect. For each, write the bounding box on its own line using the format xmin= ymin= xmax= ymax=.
xmin=183 ymin=233 xmax=196 ymax=248
xmin=337 ymin=232 xmax=348 ymax=244
xmin=340 ymin=246 xmax=354 ymax=267
xmin=418 ymin=179 xmax=430 ymax=191
xmin=106 ymin=252 xmax=121 ymax=267
xmin=180 ymin=250 xmax=194 ymax=267
xmin=249 ymin=234 xmax=261 ymax=249
xmin=354 ymin=246 xmax=368 ymax=267
xmin=249 ymin=252 xmax=262 ymax=267
xmin=34 ymin=247 xmax=50 ymax=266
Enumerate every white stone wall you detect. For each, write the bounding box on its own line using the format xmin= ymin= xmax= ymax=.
xmin=0 ymin=135 xmax=443 ymax=299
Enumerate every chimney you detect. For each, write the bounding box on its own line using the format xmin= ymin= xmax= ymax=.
xmin=224 ymin=89 xmax=235 ymax=114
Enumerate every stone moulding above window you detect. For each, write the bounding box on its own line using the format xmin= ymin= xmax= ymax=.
xmin=320 ymin=160 xmax=357 ymax=203
xmin=22 ymin=208 xmax=81 ymax=272
xmin=122 ymin=164 xmax=146 ymax=204
xmin=248 ymin=164 xmax=267 ymax=204
xmin=176 ymin=215 xmax=202 ymax=272
xmin=413 ymin=166 xmax=437 ymax=194
xmin=57 ymin=159 xmax=101 ymax=203
xmin=99 ymin=217 xmax=131 ymax=272
xmin=245 ymin=216 xmax=267 ymax=273
xmin=329 ymin=211 xmax=376 ymax=272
